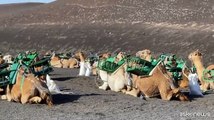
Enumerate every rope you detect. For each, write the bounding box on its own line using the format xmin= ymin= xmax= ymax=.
xmin=20 ymin=74 xmax=25 ymax=92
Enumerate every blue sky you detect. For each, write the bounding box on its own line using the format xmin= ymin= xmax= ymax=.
xmin=0 ymin=0 xmax=55 ymax=4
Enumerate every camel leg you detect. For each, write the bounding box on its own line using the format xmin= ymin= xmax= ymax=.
xmin=99 ymin=82 xmax=108 ymax=90
xmin=1 ymin=95 xmax=7 ymax=100
xmin=121 ymin=88 xmax=127 ymax=93
xmin=160 ymin=90 xmax=173 ymax=101
xmin=6 ymin=86 xmax=12 ymax=102
xmin=21 ymin=94 xmax=31 ymax=104
xmin=29 ymin=96 xmax=42 ymax=104
xmin=125 ymin=88 xmax=140 ymax=97
xmin=209 ymin=82 xmax=214 ymax=90
xmin=157 ymin=81 xmax=173 ymax=100
xmin=172 ymin=88 xmax=189 ymax=101
xmin=200 ymin=82 xmax=210 ymax=92
xmin=46 ymin=95 xmax=53 ymax=107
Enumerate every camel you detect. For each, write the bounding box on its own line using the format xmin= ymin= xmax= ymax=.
xmin=1 ymin=66 xmax=53 ymax=106
xmin=188 ymin=50 xmax=214 ymax=91
xmin=125 ymin=61 xmax=189 ymax=101
xmin=61 ymin=58 xmax=79 ymax=68
xmin=0 ymin=52 xmax=54 ymax=106
xmin=137 ymin=49 xmax=189 ymax=89
xmin=50 ymin=52 xmax=79 ymax=68
xmin=102 ymin=52 xmax=129 ymax=92
xmin=49 ymin=52 xmax=63 ymax=68
xmin=97 ymin=52 xmax=130 ymax=92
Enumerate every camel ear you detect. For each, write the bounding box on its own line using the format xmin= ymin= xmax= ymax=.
xmin=147 ymin=50 xmax=151 ymax=54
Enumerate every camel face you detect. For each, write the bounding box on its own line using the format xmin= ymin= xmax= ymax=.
xmin=116 ymin=52 xmax=126 ymax=61
xmin=136 ymin=49 xmax=151 ymax=60
xmin=188 ymin=50 xmax=202 ymax=61
xmin=100 ymin=53 xmax=111 ymax=59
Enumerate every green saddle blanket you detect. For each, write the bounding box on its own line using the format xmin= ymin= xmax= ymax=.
xmin=9 ymin=63 xmax=20 ymax=85
xmin=0 ymin=63 xmax=20 ymax=87
xmin=98 ymin=57 xmax=125 ymax=73
xmin=31 ymin=57 xmax=50 ymax=67
xmin=203 ymin=69 xmax=214 ymax=82
xmin=159 ymin=54 xmax=186 ymax=80
xmin=15 ymin=52 xmax=38 ymax=67
xmin=126 ymin=57 xmax=160 ymax=76
xmin=30 ymin=57 xmax=53 ymax=76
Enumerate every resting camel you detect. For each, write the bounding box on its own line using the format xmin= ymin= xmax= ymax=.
xmin=1 ymin=66 xmax=53 ymax=106
xmin=0 ymin=52 xmax=53 ymax=106
xmin=50 ymin=52 xmax=63 ymax=68
xmin=188 ymin=50 xmax=214 ymax=91
xmin=137 ymin=49 xmax=189 ymax=89
xmin=50 ymin=52 xmax=79 ymax=68
xmin=125 ymin=60 xmax=189 ymax=101
xmin=97 ymin=52 xmax=130 ymax=92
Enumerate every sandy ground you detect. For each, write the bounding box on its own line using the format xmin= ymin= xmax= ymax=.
xmin=0 ymin=68 xmax=214 ymax=120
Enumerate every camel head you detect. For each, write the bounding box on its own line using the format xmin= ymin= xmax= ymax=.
xmin=136 ymin=49 xmax=152 ymax=61
xmin=99 ymin=52 xmax=111 ymax=59
xmin=113 ymin=52 xmax=126 ymax=64
xmin=73 ymin=51 xmax=86 ymax=62
xmin=188 ymin=50 xmax=203 ymax=62
xmin=116 ymin=52 xmax=126 ymax=61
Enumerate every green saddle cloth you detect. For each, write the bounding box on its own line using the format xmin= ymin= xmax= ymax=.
xmin=0 ymin=62 xmax=20 ymax=87
xmin=203 ymin=69 xmax=214 ymax=82
xmin=15 ymin=51 xmax=38 ymax=63
xmin=98 ymin=57 xmax=125 ymax=73
xmin=9 ymin=63 xmax=21 ymax=85
xmin=126 ymin=57 xmax=159 ymax=76
xmin=159 ymin=54 xmax=186 ymax=80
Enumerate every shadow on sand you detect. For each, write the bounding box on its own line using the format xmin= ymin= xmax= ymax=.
xmin=52 ymin=76 xmax=76 ymax=81
xmin=52 ymin=93 xmax=101 ymax=105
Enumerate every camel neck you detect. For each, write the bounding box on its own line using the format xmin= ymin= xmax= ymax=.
xmin=79 ymin=54 xmax=85 ymax=62
xmin=145 ymin=56 xmax=152 ymax=62
xmin=192 ymin=58 xmax=205 ymax=82
xmin=193 ymin=59 xmax=205 ymax=70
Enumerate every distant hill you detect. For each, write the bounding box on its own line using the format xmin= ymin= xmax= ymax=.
xmin=0 ymin=0 xmax=213 ymax=64
xmin=0 ymin=3 xmax=43 ymax=18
